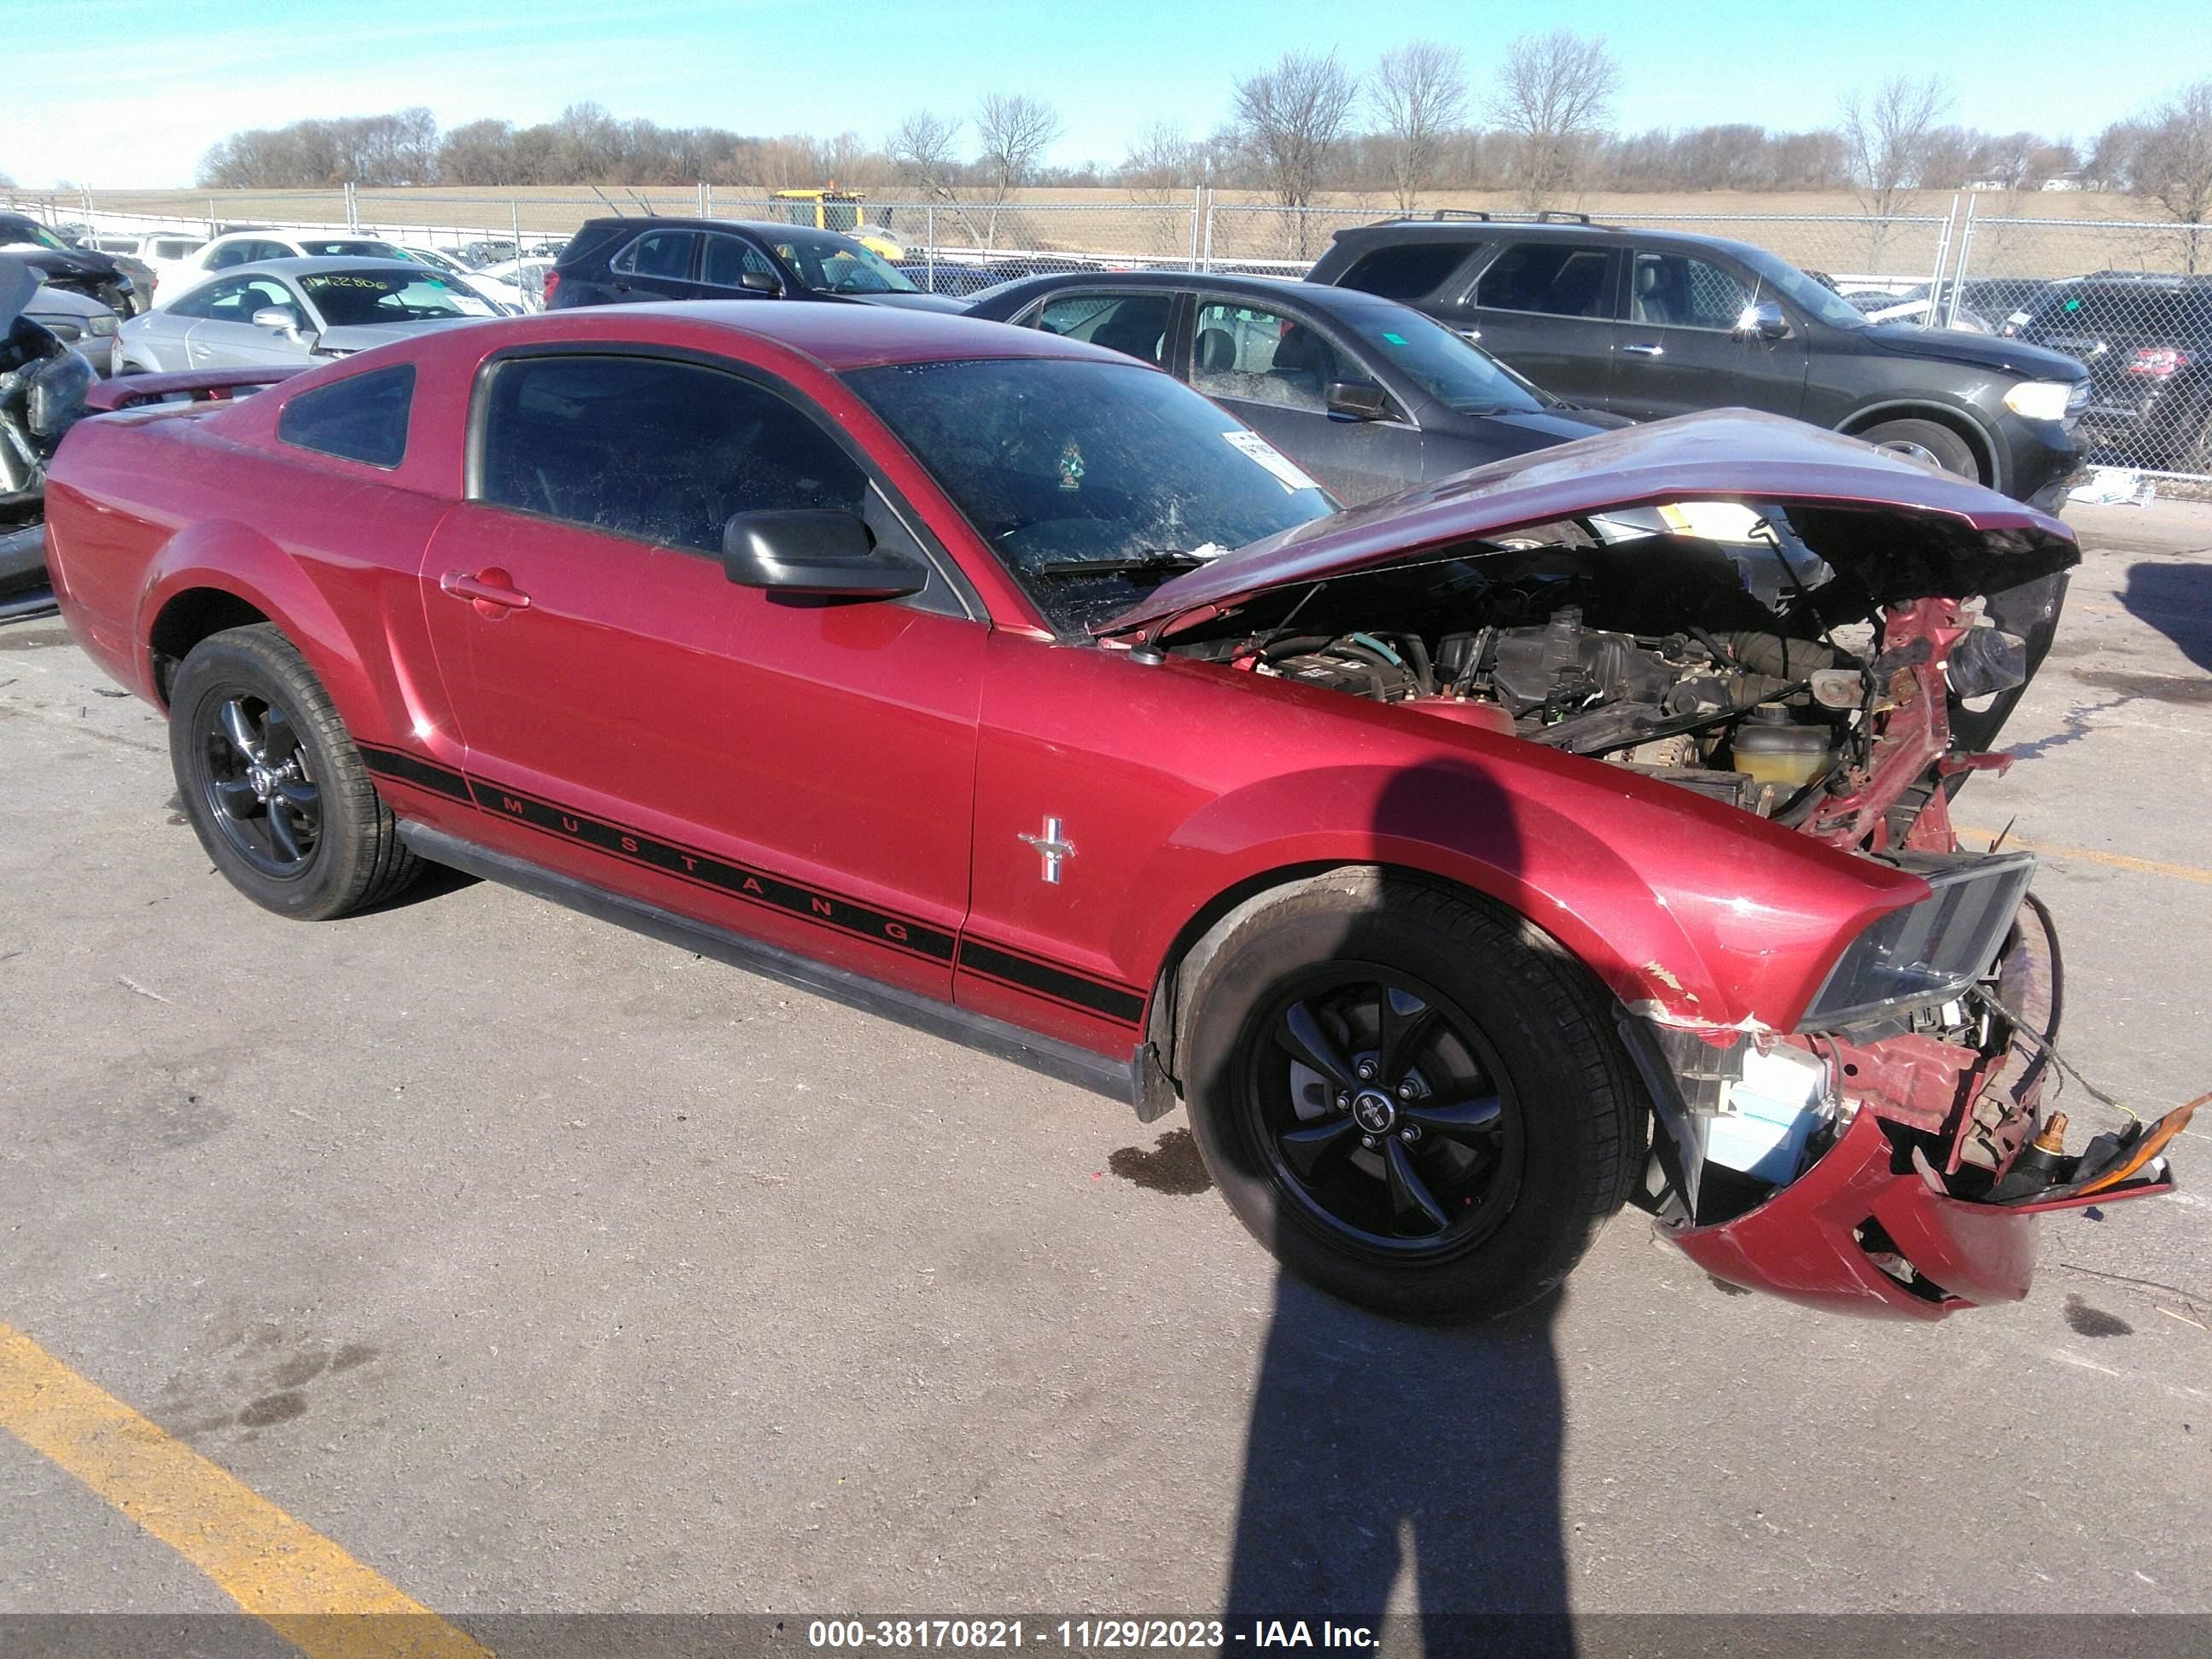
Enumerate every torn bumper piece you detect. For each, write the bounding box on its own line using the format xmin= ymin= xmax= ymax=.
xmin=1669 ymin=1107 xmax=2036 ymax=1318
xmin=1667 ymin=1097 xmax=2188 ymax=1318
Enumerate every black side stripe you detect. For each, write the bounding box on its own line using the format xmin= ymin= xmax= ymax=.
xmin=360 ymin=743 xmax=1146 ymax=1024
xmin=469 ymin=780 xmax=958 ymax=965
xmin=957 ymin=940 xmax=1145 ymax=1028
xmin=358 ymin=743 xmax=471 ymax=801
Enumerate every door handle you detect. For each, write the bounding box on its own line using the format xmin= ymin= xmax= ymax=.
xmin=1621 ymin=342 xmax=1665 ymax=358
xmin=439 ymin=568 xmax=532 ymax=614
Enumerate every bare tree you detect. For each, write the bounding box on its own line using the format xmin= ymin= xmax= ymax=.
xmin=887 ymin=109 xmax=964 ymax=200
xmin=1120 ymin=119 xmax=1199 ymax=204
xmin=1231 ymin=50 xmax=1362 ymax=254
xmin=2133 ymin=79 xmax=2212 ymax=266
xmin=975 ymin=93 xmax=1063 ymax=203
xmin=1372 ymin=40 xmax=1468 ymax=210
xmin=1838 ymin=74 xmax=1952 ymax=216
xmin=1838 ymin=73 xmax=1952 ymax=266
xmin=1488 ymin=30 xmax=1618 ymax=209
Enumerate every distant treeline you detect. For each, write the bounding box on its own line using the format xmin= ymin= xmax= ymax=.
xmin=192 ymin=103 xmax=2093 ymax=195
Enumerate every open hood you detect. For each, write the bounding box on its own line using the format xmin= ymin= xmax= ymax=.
xmin=1094 ymin=410 xmax=2078 ymax=643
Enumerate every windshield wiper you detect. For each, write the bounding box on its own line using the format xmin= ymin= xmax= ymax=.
xmin=1032 ymin=550 xmax=1208 ymax=579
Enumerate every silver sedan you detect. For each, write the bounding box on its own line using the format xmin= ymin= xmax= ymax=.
xmin=118 ymin=257 xmax=500 ymax=373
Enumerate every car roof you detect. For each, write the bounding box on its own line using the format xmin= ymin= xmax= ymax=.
xmin=1326 ymin=218 xmax=1774 ymax=259
xmin=979 ymin=267 xmax=1427 ymax=316
xmin=401 ymin=300 xmax=1138 ymax=374
xmin=212 ymin=256 xmax=439 ymax=276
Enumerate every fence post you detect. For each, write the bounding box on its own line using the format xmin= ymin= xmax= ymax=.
xmin=1188 ymin=185 xmax=1202 ymax=271
xmin=1944 ymin=195 xmax=1978 ymax=329
xmin=705 ymin=182 xmax=715 ymax=218
xmin=926 ymin=205 xmax=935 ymax=292
xmin=1925 ymin=193 xmax=1957 ymax=310
xmin=1201 ymin=189 xmax=1214 ymax=273
xmin=207 ymin=197 xmax=217 ymax=236
xmin=510 ymin=198 xmax=521 ymax=253
xmin=343 ymin=182 xmax=358 ymax=231
xmin=697 ymin=180 xmax=707 ymax=217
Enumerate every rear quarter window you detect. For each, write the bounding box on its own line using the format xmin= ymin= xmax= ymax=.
xmin=276 ymin=364 xmax=416 ymax=469
xmin=1336 ymin=242 xmax=1476 ymax=301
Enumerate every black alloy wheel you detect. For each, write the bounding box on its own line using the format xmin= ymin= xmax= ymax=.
xmin=196 ymin=692 xmax=322 ymax=877
xmin=1245 ymin=969 xmax=1523 ymax=1258
xmin=167 ymin=623 xmax=420 ymax=920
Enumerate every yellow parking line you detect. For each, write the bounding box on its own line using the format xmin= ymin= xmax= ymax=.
xmin=0 ymin=1321 xmax=491 ymax=1659
xmin=1957 ymin=828 xmax=2212 ymax=888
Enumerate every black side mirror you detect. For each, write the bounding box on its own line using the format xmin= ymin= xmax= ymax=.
xmin=739 ymin=271 xmax=782 ymax=295
xmin=1735 ymin=300 xmax=1790 ymax=341
xmin=721 ymin=509 xmax=925 ymax=597
xmin=1324 ymin=379 xmax=1391 ymax=422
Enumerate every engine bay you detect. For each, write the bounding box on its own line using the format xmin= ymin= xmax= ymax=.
xmin=1173 ymin=504 xmax=2035 ymax=848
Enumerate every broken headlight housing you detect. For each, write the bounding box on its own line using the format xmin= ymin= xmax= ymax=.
xmin=1797 ymin=851 xmax=2037 ymax=1028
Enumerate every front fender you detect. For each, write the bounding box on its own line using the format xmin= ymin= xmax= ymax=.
xmin=1118 ymin=755 xmax=1924 ymax=1033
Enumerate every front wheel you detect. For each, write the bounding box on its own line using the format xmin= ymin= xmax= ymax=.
xmin=168 ymin=623 xmax=420 ymax=920
xmin=1858 ymin=416 xmax=1982 ymax=481
xmin=1179 ymin=872 xmax=1644 ymax=1322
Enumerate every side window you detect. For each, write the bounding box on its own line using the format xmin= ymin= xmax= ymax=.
xmin=700 ymin=234 xmax=777 ymax=290
xmin=201 ymin=276 xmax=298 ymax=324
xmin=277 ymin=364 xmax=415 ymax=469
xmin=612 ymin=230 xmax=697 ymax=281
xmin=167 ymin=275 xmax=255 ymax=320
xmin=1029 ymin=292 xmax=1175 ymax=365
xmin=1190 ymin=300 xmax=1357 ymax=413
xmin=204 ymin=242 xmax=250 ymax=271
xmin=1629 ymin=252 xmax=1757 ymax=331
xmin=475 ymin=354 xmax=868 ymax=556
xmin=1337 ymin=242 xmax=1476 ymax=302
xmin=1473 ymin=243 xmax=1617 ymax=319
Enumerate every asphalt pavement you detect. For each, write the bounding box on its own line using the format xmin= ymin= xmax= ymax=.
xmin=1 ymin=498 xmax=2208 ymax=1637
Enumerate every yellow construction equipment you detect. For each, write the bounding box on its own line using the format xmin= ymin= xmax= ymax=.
xmin=771 ymin=189 xmax=905 ymax=261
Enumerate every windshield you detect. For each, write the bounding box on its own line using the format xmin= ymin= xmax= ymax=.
xmin=771 ymin=233 xmax=916 ymax=294
xmin=846 ymin=358 xmax=1334 ymax=634
xmin=297 ymin=269 xmax=493 ymax=325
xmin=1336 ymin=302 xmax=1550 ymax=414
xmin=397 ymin=247 xmax=462 ymax=273
xmin=0 ymin=221 xmax=71 ymax=252
xmin=1734 ymin=246 xmax=1868 ymax=330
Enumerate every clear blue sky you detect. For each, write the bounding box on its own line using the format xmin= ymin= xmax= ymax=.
xmin=6 ymin=0 xmax=2207 ymax=189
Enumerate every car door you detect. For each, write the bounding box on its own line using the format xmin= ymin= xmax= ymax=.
xmin=697 ymin=230 xmax=783 ymax=300
xmin=1189 ymin=294 xmax=1421 ymax=504
xmin=176 ymin=274 xmax=316 ymax=369
xmin=418 ymin=348 xmax=986 ymax=998
xmin=1608 ymin=246 xmax=1810 ymax=422
xmin=604 ymin=228 xmax=701 ymax=302
xmin=1458 ymin=239 xmax=1621 ymax=407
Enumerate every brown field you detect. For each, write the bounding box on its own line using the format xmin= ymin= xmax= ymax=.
xmin=20 ymin=184 xmax=2208 ymax=280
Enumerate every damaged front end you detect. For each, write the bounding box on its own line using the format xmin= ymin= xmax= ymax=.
xmin=1099 ymin=414 xmax=2192 ymax=1317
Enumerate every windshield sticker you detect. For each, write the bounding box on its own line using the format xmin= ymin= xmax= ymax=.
xmin=1223 ymin=429 xmax=1319 ymax=494
xmin=1058 ymin=439 xmax=1086 ymax=492
xmin=1381 ymin=331 xmax=1407 ymax=345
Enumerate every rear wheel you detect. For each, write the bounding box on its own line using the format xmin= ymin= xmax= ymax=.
xmin=1179 ymin=872 xmax=1643 ymax=1321
xmin=1859 ymin=416 xmax=1982 ymax=481
xmin=168 ymin=624 xmax=420 ymax=920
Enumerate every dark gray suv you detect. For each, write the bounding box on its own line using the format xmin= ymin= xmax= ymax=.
xmin=1307 ymin=217 xmax=2091 ymax=510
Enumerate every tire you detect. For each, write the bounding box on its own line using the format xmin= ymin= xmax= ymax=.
xmin=1858 ymin=416 xmax=1982 ymax=481
xmin=167 ymin=623 xmax=420 ymax=920
xmin=1178 ymin=870 xmax=1644 ymax=1322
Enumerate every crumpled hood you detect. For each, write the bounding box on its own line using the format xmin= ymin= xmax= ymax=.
xmin=1094 ymin=409 xmax=2080 ymax=642
xmin=1860 ymin=322 xmax=2084 ymax=381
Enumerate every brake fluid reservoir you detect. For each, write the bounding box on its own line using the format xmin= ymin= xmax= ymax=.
xmin=1729 ymin=704 xmax=1831 ymax=789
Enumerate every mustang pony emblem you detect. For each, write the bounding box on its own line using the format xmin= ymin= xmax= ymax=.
xmin=1017 ymin=817 xmax=1075 ymax=885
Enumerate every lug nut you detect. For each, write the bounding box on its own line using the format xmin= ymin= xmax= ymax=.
xmin=1335 ymin=1091 xmax=1352 ymax=1110
xmin=1360 ymin=1134 xmax=1379 ymax=1150
xmin=1401 ymin=1124 xmax=1422 ymax=1144
xmin=1397 ymin=1081 xmax=1416 ymax=1100
xmin=1356 ymin=1061 xmax=1377 ymax=1081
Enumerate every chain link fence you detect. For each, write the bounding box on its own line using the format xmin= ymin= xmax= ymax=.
xmin=9 ymin=186 xmax=2209 ymax=480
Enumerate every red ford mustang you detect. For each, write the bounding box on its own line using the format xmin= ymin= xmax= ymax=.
xmin=44 ymin=304 xmax=2190 ymax=1322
